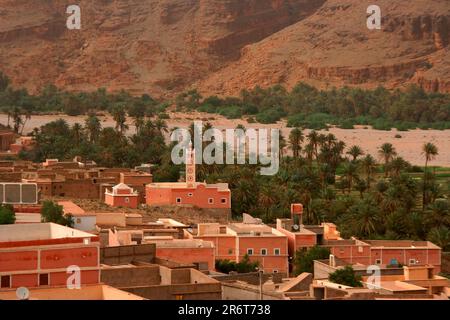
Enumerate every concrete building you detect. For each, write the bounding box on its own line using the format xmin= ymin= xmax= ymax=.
xmin=101 ymin=262 xmax=222 ymax=300
xmin=149 ymin=239 xmax=215 ymax=271
xmin=0 ymin=284 xmax=145 ymax=300
xmin=105 ymin=183 xmax=139 ymax=209
xmin=146 ymin=144 xmax=231 ymax=211
xmin=0 ymin=130 xmax=16 ymax=151
xmin=58 ymin=201 xmax=97 ymax=232
xmin=312 ymin=259 xmax=449 ymax=300
xmin=99 ymin=244 xmax=221 ymax=300
xmin=324 ymin=239 xmax=442 ymax=272
xmin=189 ymin=214 xmax=289 ymax=274
xmin=0 ymin=223 xmax=100 ymax=290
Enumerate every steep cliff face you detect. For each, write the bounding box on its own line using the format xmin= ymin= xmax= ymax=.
xmin=0 ymin=0 xmax=324 ymax=96
xmin=197 ymin=0 xmax=450 ymax=95
xmin=0 ymin=0 xmax=448 ymax=97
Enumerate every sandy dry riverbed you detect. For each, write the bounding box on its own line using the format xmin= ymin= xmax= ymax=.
xmin=1 ymin=112 xmax=449 ymax=167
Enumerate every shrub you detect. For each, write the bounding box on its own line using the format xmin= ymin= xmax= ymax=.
xmin=0 ymin=204 xmax=15 ymax=225
xmin=40 ymin=200 xmax=73 ymax=227
xmin=215 ymin=254 xmax=259 ymax=274
xmin=328 ymin=266 xmax=363 ymax=287
xmin=293 ymin=246 xmax=330 ymax=275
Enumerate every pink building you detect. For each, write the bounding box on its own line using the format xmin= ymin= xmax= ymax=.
xmin=324 ymin=240 xmax=442 ymax=272
xmin=276 ymin=204 xmax=341 ymax=257
xmin=189 ymin=214 xmax=289 ymax=274
xmin=152 ymin=239 xmax=215 ymax=271
xmin=105 ymin=183 xmax=139 ymax=209
xmin=0 ymin=223 xmax=100 ymax=290
xmin=145 ymin=144 xmax=231 ymax=210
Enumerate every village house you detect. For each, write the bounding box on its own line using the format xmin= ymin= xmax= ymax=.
xmin=0 ymin=223 xmax=100 ymax=290
xmin=187 ymin=214 xmax=289 ymax=275
xmin=145 ymin=144 xmax=231 ymax=212
xmin=104 ymin=183 xmax=139 ymax=209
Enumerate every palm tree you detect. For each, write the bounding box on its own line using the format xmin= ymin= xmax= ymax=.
xmin=112 ymin=105 xmax=128 ymax=134
xmin=154 ymin=118 xmax=169 ymax=135
xmin=426 ymin=199 xmax=450 ymax=226
xmin=378 ymin=143 xmax=397 ymax=177
xmin=279 ymin=133 xmax=287 ymax=158
xmin=12 ymin=107 xmax=23 ymax=133
xmin=84 ymin=115 xmax=101 ymax=143
xmin=259 ymin=184 xmax=276 ymax=222
xmin=422 ymin=142 xmax=439 ymax=209
xmin=71 ymin=123 xmax=83 ymax=147
xmin=347 ymin=195 xmax=381 ymax=237
xmin=389 ymin=157 xmax=410 ymax=177
xmin=307 ymin=130 xmax=320 ymax=161
xmin=347 ymin=145 xmax=364 ymax=162
xmin=133 ymin=116 xmax=144 ymax=134
xmin=360 ymin=154 xmax=377 ymax=189
xmin=289 ymin=127 xmax=304 ymax=158
xmin=427 ymin=226 xmax=450 ymax=251
xmin=342 ymin=161 xmax=359 ymax=193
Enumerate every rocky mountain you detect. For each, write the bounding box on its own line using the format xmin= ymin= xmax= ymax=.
xmin=0 ymin=0 xmax=448 ymax=97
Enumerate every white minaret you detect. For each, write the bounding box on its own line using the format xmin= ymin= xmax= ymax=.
xmin=186 ymin=141 xmax=196 ymax=187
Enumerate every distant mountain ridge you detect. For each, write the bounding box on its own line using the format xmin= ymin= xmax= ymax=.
xmin=0 ymin=0 xmax=448 ymax=97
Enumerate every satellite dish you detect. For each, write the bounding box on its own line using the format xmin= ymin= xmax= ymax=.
xmin=292 ymin=224 xmax=300 ymax=231
xmin=16 ymin=287 xmax=30 ymax=300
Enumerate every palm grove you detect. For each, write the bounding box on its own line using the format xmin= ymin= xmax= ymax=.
xmin=0 ymin=72 xmax=449 ymax=251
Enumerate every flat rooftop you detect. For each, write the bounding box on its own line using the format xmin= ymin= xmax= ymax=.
xmin=58 ymin=201 xmax=88 ymax=216
xmin=146 ymin=239 xmax=214 ymax=249
xmin=364 ymin=240 xmax=440 ymax=249
xmin=228 ymin=223 xmax=284 ymax=237
xmin=0 ymin=284 xmax=145 ymax=300
xmin=147 ymin=181 xmax=229 ymax=191
xmin=0 ymin=223 xmax=97 ymax=243
xmin=378 ymin=281 xmax=428 ymax=292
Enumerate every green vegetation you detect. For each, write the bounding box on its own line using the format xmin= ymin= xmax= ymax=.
xmin=2 ymin=71 xmax=449 ymax=131
xmin=2 ymin=71 xmax=450 ymax=247
xmin=0 ymin=204 xmax=16 ymax=225
xmin=328 ymin=266 xmax=363 ymax=287
xmin=215 ymin=255 xmax=260 ymax=274
xmin=178 ymin=83 xmax=450 ymax=130
xmin=293 ymin=246 xmax=331 ymax=275
xmin=0 ymin=71 xmax=167 ymax=134
xmin=40 ymin=200 xmax=73 ymax=227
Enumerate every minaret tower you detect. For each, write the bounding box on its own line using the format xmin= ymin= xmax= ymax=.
xmin=186 ymin=141 xmax=196 ymax=187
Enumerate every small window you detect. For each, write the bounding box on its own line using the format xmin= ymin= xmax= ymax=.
xmin=39 ymin=274 xmax=49 ymax=286
xmin=176 ymin=198 xmax=182 ymax=204
xmin=375 ymin=259 xmax=382 ymax=265
xmin=273 ymin=269 xmax=279 ymax=274
xmin=409 ymin=259 xmax=417 ymax=265
xmin=228 ymin=249 xmax=233 ymax=255
xmin=261 ymin=248 xmax=267 ymax=256
xmin=247 ymin=248 xmax=254 ymax=256
xmin=187 ymin=193 xmax=193 ymax=197
xmin=125 ymin=197 xmax=130 ymax=203
xmin=274 ymin=248 xmax=280 ymax=256
xmin=208 ymin=198 xmax=214 ymax=204
xmin=358 ymin=246 xmax=363 ymax=253
xmin=0 ymin=275 xmax=11 ymax=288
xmin=221 ymin=198 xmax=227 ymax=204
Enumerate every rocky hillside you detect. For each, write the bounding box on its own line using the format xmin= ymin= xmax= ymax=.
xmin=197 ymin=0 xmax=450 ymax=95
xmin=0 ymin=0 xmax=448 ymax=97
